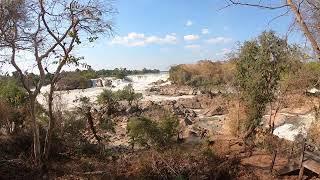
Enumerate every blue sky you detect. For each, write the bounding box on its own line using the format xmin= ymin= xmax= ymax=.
xmin=79 ymin=0 xmax=304 ymax=71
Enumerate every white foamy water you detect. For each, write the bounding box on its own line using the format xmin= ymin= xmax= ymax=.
xmin=37 ymin=72 xmax=193 ymax=109
xmin=271 ymin=113 xmax=315 ymax=141
xmin=107 ymin=73 xmax=170 ymax=92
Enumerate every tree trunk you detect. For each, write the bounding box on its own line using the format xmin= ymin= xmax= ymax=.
xmin=43 ymin=83 xmax=55 ymax=160
xmin=287 ymin=0 xmax=320 ymax=60
xmin=29 ymin=95 xmax=41 ymax=166
xmin=237 ymin=99 xmax=240 ymax=137
xmin=268 ymin=102 xmax=273 ymax=132
xmin=85 ymin=108 xmax=101 ymax=143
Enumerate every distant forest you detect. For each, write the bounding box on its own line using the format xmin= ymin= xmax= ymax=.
xmin=0 ymin=68 xmax=160 ymax=89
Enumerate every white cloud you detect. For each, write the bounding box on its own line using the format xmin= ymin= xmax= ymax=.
xmin=184 ymin=34 xmax=200 ymax=41
xmin=110 ymin=32 xmax=177 ymax=47
xmin=186 ymin=20 xmax=193 ymax=26
xmin=127 ymin=32 xmax=145 ymax=39
xmin=205 ymin=37 xmax=232 ymax=44
xmin=184 ymin=44 xmax=201 ymax=49
xmin=201 ymin=28 xmax=209 ymax=34
xmin=216 ymin=48 xmax=232 ymax=56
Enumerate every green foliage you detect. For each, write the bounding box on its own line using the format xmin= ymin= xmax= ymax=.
xmin=303 ymin=61 xmax=320 ymax=88
xmin=99 ymin=118 xmax=115 ymax=132
xmin=236 ymin=31 xmax=291 ymax=135
xmin=158 ymin=115 xmax=180 ymax=141
xmin=3 ymin=68 xmax=160 ymax=90
xmin=62 ymin=111 xmax=87 ymax=137
xmin=96 ymin=89 xmax=118 ymax=115
xmin=79 ymin=69 xmax=98 ymax=79
xmin=127 ymin=115 xmax=179 ymax=148
xmin=115 ymin=84 xmax=142 ymax=105
xmin=95 ymin=68 xmax=160 ymax=78
xmin=97 ymin=84 xmax=142 ymax=106
xmin=97 ymin=89 xmax=116 ymax=105
xmin=114 ymin=69 xmax=127 ymax=79
xmin=0 ymin=79 xmax=27 ymax=107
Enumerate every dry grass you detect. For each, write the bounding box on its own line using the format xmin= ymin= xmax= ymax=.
xmin=307 ymin=121 xmax=320 ymax=148
xmin=170 ymin=60 xmax=236 ymax=87
xmin=226 ymin=98 xmax=248 ymax=137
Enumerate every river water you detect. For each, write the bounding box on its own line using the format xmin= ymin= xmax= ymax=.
xmin=37 ymin=72 xmax=194 ymax=109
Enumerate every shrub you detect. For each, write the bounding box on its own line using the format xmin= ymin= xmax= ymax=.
xmin=127 ymin=115 xmax=179 ymax=148
xmin=97 ymin=85 xmax=142 ymax=109
xmin=97 ymin=89 xmax=118 ymax=111
xmin=0 ymin=80 xmax=28 ymax=134
xmin=115 ymin=84 xmax=142 ymax=106
xmin=99 ymin=117 xmax=115 ymax=132
xmin=0 ymin=79 xmax=27 ymax=107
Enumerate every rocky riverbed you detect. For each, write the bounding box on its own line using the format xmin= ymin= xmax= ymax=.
xmin=37 ymin=73 xmax=317 ymax=147
xmin=37 ymin=73 xmax=231 ymax=147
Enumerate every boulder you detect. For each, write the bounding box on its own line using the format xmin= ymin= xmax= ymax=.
xmin=103 ymin=79 xmax=112 ymax=87
xmin=55 ymin=76 xmax=92 ymax=91
xmin=152 ymin=79 xmax=165 ymax=85
xmin=177 ymin=98 xmax=202 ymax=109
xmin=184 ymin=117 xmax=193 ymax=125
xmin=203 ymin=105 xmax=227 ymax=117
xmin=126 ymin=106 xmax=141 ymax=114
xmin=91 ymin=79 xmax=103 ymax=87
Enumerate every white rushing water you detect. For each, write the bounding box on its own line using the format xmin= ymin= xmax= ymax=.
xmin=272 ymin=113 xmax=315 ymax=141
xmin=37 ymin=72 xmax=193 ymax=109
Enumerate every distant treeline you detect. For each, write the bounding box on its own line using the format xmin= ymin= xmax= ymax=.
xmin=0 ymin=68 xmax=160 ymax=89
xmin=78 ymin=67 xmax=160 ymax=79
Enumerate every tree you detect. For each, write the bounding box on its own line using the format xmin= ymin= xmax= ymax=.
xmin=116 ymin=84 xmax=142 ymax=106
xmin=226 ymin=0 xmax=320 ymax=60
xmin=0 ymin=0 xmax=115 ymax=166
xmin=236 ymin=31 xmax=291 ymax=138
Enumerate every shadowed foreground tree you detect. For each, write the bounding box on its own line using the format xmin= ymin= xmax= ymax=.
xmin=0 ymin=0 xmax=115 ymax=167
xmin=226 ymin=0 xmax=320 ymax=60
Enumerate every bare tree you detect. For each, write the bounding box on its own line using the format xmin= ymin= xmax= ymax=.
xmin=226 ymin=0 xmax=320 ymax=60
xmin=0 ymin=0 xmax=115 ymax=167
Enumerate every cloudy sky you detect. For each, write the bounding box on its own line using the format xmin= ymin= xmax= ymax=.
xmin=78 ymin=0 xmax=305 ymax=70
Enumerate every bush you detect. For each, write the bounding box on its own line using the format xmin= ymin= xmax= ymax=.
xmin=0 ymin=79 xmax=27 ymax=107
xmin=115 ymin=84 xmax=142 ymax=106
xmin=169 ymin=60 xmax=235 ymax=89
xmin=99 ymin=117 xmax=115 ymax=132
xmin=97 ymin=89 xmax=117 ymax=105
xmin=127 ymin=115 xmax=179 ymax=148
xmin=97 ymin=85 xmax=142 ymax=108
xmin=0 ymin=80 xmax=28 ymax=134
